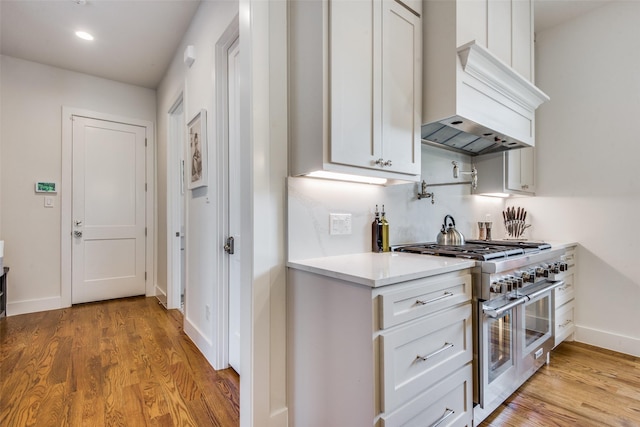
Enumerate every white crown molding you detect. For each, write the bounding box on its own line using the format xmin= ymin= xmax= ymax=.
xmin=458 ymin=41 xmax=550 ymax=112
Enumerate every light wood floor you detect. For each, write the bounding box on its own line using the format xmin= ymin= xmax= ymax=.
xmin=481 ymin=341 xmax=640 ymax=427
xmin=0 ymin=296 xmax=239 ymax=427
xmin=3 ymin=298 xmax=639 ymax=427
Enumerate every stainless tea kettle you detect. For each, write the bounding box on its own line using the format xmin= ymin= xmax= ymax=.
xmin=436 ymin=215 xmax=466 ymax=246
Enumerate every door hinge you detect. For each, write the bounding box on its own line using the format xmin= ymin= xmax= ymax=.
xmin=145 ymin=183 xmax=147 ymax=192
xmin=145 ymin=272 xmax=147 ymax=281
xmin=145 ymin=138 xmax=148 ymax=147
xmin=145 ymin=227 xmax=147 ymax=236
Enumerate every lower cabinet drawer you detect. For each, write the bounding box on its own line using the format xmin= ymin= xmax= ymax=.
xmin=379 ymin=304 xmax=472 ymax=412
xmin=555 ymin=300 xmax=575 ymax=347
xmin=554 ymin=274 xmax=575 ymax=308
xmin=381 ymin=363 xmax=473 ymax=427
xmin=378 ymin=272 xmax=472 ymax=329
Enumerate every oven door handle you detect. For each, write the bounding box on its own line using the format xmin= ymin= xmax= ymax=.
xmin=483 ymin=296 xmax=528 ymax=318
xmin=526 ymin=279 xmax=565 ymax=301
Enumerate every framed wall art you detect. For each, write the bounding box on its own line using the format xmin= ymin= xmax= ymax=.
xmin=187 ymin=109 xmax=207 ymax=189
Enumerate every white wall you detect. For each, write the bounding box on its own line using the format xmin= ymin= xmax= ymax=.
xmin=518 ymin=1 xmax=640 ymax=356
xmin=0 ymin=55 xmax=156 ymax=315
xmin=156 ymin=0 xmax=238 ymax=366
xmin=288 ymin=145 xmax=505 ymax=260
xmin=156 ymin=2 xmax=289 ymax=426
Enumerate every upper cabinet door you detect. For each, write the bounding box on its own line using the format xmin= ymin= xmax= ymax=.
xmin=487 ymin=0 xmax=512 ymax=66
xmin=330 ymin=0 xmax=378 ymax=168
xmin=506 ymin=147 xmax=535 ymax=194
xmin=511 ymin=0 xmax=533 ymax=81
xmin=289 ymin=0 xmax=422 ymax=182
xmin=381 ymin=0 xmax=422 ymax=176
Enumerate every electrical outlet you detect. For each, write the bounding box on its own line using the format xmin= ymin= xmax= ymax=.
xmin=329 ymin=213 xmax=352 ymax=235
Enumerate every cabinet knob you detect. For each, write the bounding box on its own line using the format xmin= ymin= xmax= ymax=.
xmin=521 ymin=184 xmax=529 ymax=190
xmin=375 ymin=158 xmax=392 ymax=168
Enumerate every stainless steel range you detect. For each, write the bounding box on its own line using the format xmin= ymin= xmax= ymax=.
xmin=394 ymin=240 xmax=568 ymax=424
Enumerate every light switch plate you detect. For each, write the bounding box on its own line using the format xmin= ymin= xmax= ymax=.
xmin=329 ymin=213 xmax=352 ymax=235
xmin=44 ymin=196 xmax=54 ymax=208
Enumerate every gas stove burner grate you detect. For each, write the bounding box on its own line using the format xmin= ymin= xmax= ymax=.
xmin=393 ymin=241 xmax=550 ymax=261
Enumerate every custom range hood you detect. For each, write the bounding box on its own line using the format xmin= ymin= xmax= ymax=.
xmin=422 ymin=41 xmax=550 ymax=156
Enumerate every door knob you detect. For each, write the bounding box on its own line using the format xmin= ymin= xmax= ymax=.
xmin=74 ymin=230 xmax=83 ymax=238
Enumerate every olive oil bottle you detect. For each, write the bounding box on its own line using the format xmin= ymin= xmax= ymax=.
xmin=372 ymin=205 xmax=382 ymax=252
xmin=380 ymin=205 xmax=390 ymax=252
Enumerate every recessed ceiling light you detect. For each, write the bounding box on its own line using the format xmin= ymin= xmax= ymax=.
xmin=75 ymin=31 xmax=94 ymax=41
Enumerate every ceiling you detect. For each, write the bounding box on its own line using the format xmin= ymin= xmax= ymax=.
xmin=0 ymin=0 xmax=201 ymax=89
xmin=0 ymin=0 xmax=612 ymax=90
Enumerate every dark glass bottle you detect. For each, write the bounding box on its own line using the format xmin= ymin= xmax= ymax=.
xmin=372 ymin=205 xmax=382 ymax=252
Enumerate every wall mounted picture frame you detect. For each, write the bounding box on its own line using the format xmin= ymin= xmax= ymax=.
xmin=187 ymin=109 xmax=207 ymax=189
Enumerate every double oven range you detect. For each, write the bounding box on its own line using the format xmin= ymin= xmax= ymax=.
xmin=394 ymin=240 xmax=568 ymax=424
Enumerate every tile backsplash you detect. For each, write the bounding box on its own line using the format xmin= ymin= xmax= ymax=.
xmin=287 ymin=145 xmax=505 ymax=260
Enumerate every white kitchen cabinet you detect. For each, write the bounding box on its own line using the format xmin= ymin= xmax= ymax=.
xmin=554 ymin=246 xmax=577 ymax=347
xmin=380 ymin=364 xmax=473 ymax=427
xmin=287 ymin=267 xmax=473 ymax=426
xmin=422 ymin=0 xmax=545 ymax=154
xmin=473 ymin=148 xmax=536 ymax=196
xmin=507 ymin=147 xmax=536 ymax=194
xmin=457 ymin=0 xmax=534 ymax=82
xmin=289 ymin=0 xmax=421 ymax=182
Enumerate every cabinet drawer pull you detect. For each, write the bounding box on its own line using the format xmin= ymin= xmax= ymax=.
xmin=416 ymin=291 xmax=454 ymax=306
xmin=375 ymin=158 xmax=393 ymax=168
xmin=429 ymin=408 xmax=455 ymax=427
xmin=416 ymin=342 xmax=454 ymax=362
xmin=557 ymin=283 xmax=573 ymax=292
xmin=559 ymin=319 xmax=573 ymax=328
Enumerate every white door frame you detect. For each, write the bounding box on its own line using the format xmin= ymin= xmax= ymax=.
xmin=61 ymin=107 xmax=155 ymax=307
xmin=166 ymin=93 xmax=186 ymax=310
xmin=214 ymin=15 xmax=240 ymax=370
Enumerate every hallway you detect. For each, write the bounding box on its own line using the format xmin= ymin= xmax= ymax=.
xmin=0 ymin=296 xmax=239 ymax=426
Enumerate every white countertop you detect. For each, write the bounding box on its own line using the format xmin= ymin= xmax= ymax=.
xmin=287 ymin=252 xmax=476 ymax=288
xmin=546 ymin=241 xmax=578 ymax=250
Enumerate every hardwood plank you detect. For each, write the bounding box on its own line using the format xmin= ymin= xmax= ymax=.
xmin=0 ymin=296 xmax=239 ymax=427
xmin=481 ymin=341 xmax=640 ymax=427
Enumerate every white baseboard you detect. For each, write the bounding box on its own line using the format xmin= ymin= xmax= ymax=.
xmin=155 ymin=285 xmax=168 ymax=308
xmin=575 ymin=325 xmax=640 ymax=357
xmin=269 ymin=407 xmax=289 ymax=427
xmin=7 ymin=296 xmax=66 ymax=316
xmin=184 ymin=315 xmax=220 ymax=369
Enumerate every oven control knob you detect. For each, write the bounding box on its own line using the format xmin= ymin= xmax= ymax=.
xmin=535 ymin=267 xmax=549 ymax=278
xmin=521 ymin=271 xmax=534 ymax=282
xmin=504 ymin=279 xmax=514 ymax=292
xmin=490 ymin=281 xmax=502 ymax=293
xmin=516 ymin=277 xmax=524 ymax=288
xmin=560 ymin=262 xmax=568 ymax=271
xmin=552 ymin=263 xmax=560 ymax=274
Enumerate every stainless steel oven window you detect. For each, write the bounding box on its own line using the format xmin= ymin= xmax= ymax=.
xmin=524 ymin=294 xmax=552 ymax=349
xmin=522 ymin=291 xmax=553 ymax=356
xmin=488 ymin=311 xmax=514 ymax=382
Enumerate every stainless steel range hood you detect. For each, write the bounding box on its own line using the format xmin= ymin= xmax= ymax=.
xmin=422 ymin=41 xmax=550 ymax=156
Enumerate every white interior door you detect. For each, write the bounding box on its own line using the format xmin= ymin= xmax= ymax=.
xmin=228 ymin=37 xmax=241 ymax=374
xmin=71 ymin=116 xmax=146 ymax=304
xmin=168 ymin=98 xmax=187 ymax=311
